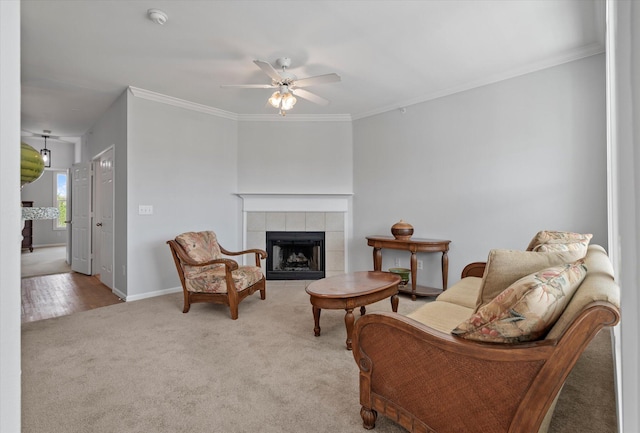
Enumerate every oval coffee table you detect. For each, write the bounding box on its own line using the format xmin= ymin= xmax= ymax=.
xmin=305 ymin=271 xmax=401 ymax=350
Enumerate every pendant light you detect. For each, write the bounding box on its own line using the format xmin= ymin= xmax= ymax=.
xmin=40 ymin=130 xmax=51 ymax=168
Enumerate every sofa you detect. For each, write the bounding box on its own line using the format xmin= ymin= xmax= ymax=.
xmin=352 ymin=237 xmax=620 ymax=433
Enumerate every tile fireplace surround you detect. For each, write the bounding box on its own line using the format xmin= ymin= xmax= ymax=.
xmin=239 ymin=194 xmax=351 ymax=278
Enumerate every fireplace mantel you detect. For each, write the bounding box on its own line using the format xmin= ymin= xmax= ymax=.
xmin=237 ymin=193 xmax=352 ymax=213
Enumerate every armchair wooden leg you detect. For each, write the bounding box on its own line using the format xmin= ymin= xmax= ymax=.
xmin=361 ymin=406 xmax=377 ymax=430
xmin=229 ymin=304 xmax=239 ymax=320
xmin=183 ymin=292 xmax=191 ymax=313
xmin=260 ymin=286 xmax=266 ymax=300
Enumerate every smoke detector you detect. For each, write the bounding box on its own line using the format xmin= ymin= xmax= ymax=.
xmin=147 ymin=8 xmax=168 ymax=25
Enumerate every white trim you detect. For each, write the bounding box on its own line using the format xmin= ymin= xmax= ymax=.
xmin=238 ymin=194 xmax=351 ymax=212
xmin=128 ymin=86 xmax=238 ymax=120
xmin=238 ymin=113 xmax=352 ymax=122
xmin=122 ymin=286 xmax=181 ymax=302
xmin=128 ymin=86 xmax=353 ymax=122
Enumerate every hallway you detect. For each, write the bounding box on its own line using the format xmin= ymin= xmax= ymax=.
xmin=21 ymin=272 xmax=123 ymax=324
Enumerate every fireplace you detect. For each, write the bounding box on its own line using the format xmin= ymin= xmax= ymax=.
xmin=266 ymin=231 xmax=325 ymax=280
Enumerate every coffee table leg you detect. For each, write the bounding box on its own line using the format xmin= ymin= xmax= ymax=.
xmin=312 ymin=305 xmax=321 ymax=337
xmin=390 ymin=292 xmax=399 ymax=312
xmin=345 ymin=308 xmax=355 ymax=350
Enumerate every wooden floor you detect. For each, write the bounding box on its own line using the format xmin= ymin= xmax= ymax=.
xmin=21 ymin=272 xmax=124 ymax=324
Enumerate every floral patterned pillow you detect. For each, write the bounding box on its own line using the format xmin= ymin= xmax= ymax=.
xmin=534 ymin=242 xmax=588 ymax=254
xmin=452 ymin=260 xmax=587 ymax=343
xmin=526 ymin=230 xmax=592 ymax=252
xmin=175 ymin=231 xmax=222 ymax=263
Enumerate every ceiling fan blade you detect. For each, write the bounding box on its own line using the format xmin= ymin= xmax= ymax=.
xmin=253 ymin=60 xmax=283 ymax=82
xmin=293 ymin=73 xmax=341 ymax=88
xmin=291 ymin=88 xmax=329 ymax=106
xmin=220 ymin=84 xmax=276 ymax=89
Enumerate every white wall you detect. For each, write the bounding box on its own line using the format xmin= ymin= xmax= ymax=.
xmin=0 ymin=2 xmax=22 ymax=431
xmin=127 ymin=95 xmax=239 ymax=299
xmin=85 ymin=90 xmax=128 ymax=294
xmin=608 ymin=1 xmax=640 ymax=431
xmin=352 ymin=54 xmax=607 ymax=287
xmin=237 ymin=120 xmax=353 ymax=194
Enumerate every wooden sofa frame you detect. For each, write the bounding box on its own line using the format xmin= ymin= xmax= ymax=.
xmin=352 ymin=263 xmax=620 ymax=433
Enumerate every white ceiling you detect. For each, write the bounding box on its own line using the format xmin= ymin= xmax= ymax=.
xmin=20 ymin=0 xmax=604 ymax=137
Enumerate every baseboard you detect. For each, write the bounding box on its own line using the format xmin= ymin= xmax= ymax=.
xmin=123 ymin=286 xmax=182 ymax=302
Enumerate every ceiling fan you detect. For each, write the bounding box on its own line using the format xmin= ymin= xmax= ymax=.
xmin=221 ymin=57 xmax=341 ymax=115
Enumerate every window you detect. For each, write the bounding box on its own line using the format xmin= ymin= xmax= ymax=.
xmin=54 ymin=170 xmax=68 ymax=230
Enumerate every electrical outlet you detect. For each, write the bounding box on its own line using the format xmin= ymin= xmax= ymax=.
xmin=417 ymin=260 xmax=423 ymax=270
xmin=395 ymin=258 xmax=401 ymax=267
xmin=138 ymin=205 xmax=153 ymax=215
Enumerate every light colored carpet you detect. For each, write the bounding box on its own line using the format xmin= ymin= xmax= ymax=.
xmin=21 ymin=281 xmax=616 ymax=433
xmin=21 ymin=245 xmax=71 ymax=278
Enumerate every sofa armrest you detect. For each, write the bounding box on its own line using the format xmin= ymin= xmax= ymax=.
xmin=352 ymin=305 xmax=617 ymax=433
xmin=461 ymin=261 xmax=486 ymax=278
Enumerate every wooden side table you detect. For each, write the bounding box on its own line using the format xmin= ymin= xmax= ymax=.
xmin=366 ymin=236 xmax=450 ymax=300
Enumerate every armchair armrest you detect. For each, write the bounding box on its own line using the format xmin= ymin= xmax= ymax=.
xmin=219 ymin=246 xmax=268 ymax=267
xmin=166 ymin=240 xmax=239 ymax=271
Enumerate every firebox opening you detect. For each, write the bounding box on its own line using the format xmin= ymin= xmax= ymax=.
xmin=266 ymin=231 xmax=325 ymax=280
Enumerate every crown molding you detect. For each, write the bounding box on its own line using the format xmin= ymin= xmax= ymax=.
xmin=352 ymin=43 xmax=605 ymax=121
xmin=128 ymin=86 xmax=238 ymax=120
xmin=128 ymin=86 xmax=351 ymax=122
xmin=238 ymin=113 xmax=352 ymax=122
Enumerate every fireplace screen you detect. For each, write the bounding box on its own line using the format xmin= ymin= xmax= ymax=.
xmin=266 ymin=231 xmax=325 ymax=280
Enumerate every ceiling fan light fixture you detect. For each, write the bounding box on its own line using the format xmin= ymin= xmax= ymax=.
xmin=268 ymin=91 xmax=282 ymax=108
xmin=280 ymin=93 xmax=297 ymax=111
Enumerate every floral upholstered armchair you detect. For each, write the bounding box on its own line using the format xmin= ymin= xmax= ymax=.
xmin=167 ymin=231 xmax=267 ymax=320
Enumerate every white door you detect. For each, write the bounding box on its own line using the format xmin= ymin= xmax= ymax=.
xmin=66 ymin=169 xmax=72 ymax=265
xmin=98 ymin=149 xmax=114 ymax=289
xmin=71 ymin=162 xmax=92 ymax=275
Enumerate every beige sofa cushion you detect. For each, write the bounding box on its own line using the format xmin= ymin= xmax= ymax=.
xmin=407 ymin=301 xmax=474 ymax=334
xmin=475 ymin=248 xmax=586 ymax=310
xmin=435 ymin=276 xmax=482 ymax=309
xmin=452 ymin=260 xmax=587 ymax=343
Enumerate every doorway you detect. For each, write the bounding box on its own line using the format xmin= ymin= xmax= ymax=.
xmin=69 ymin=146 xmax=115 ymax=291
